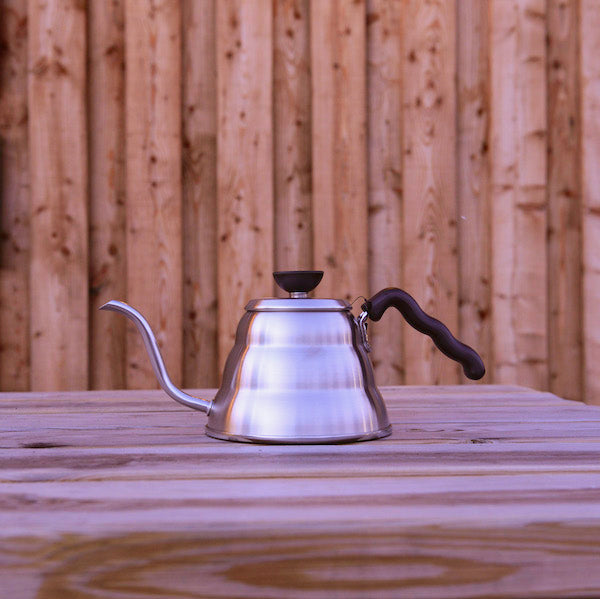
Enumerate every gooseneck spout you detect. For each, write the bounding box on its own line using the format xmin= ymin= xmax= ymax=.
xmin=99 ymin=300 xmax=211 ymax=413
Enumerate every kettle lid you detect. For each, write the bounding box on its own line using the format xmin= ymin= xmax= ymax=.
xmin=245 ymin=271 xmax=350 ymax=312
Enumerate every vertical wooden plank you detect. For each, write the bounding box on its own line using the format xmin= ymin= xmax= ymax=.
xmin=182 ymin=0 xmax=218 ymax=388
xmin=490 ymin=2 xmax=518 ymax=387
xmin=581 ymin=0 xmax=600 ymax=404
xmin=28 ymin=0 xmax=88 ymax=390
xmin=457 ymin=0 xmax=491 ymax=383
xmin=366 ymin=0 xmax=404 ymax=385
xmin=547 ymin=0 xmax=582 ymax=401
xmin=216 ymin=0 xmax=274 ymax=369
xmin=89 ymin=0 xmax=126 ymax=390
xmin=490 ymin=0 xmax=548 ymax=390
xmin=0 ymin=0 xmax=29 ymax=390
xmin=125 ymin=1 xmax=182 ymax=388
xmin=274 ymin=0 xmax=312 ymax=281
xmin=402 ymin=0 xmax=458 ymax=384
xmin=311 ymin=0 xmax=368 ymax=301
xmin=0 ymin=270 xmax=28 ymax=389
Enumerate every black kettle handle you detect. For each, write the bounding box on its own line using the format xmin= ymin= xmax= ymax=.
xmin=361 ymin=288 xmax=485 ymax=380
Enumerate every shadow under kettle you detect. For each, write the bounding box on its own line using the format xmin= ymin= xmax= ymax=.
xmin=101 ymin=270 xmax=484 ymax=444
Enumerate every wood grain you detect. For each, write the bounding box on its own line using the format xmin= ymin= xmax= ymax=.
xmin=581 ymin=0 xmax=600 ymax=405
xmin=547 ymin=0 xmax=582 ymax=402
xmin=490 ymin=0 xmax=548 ymax=390
xmin=402 ymin=0 xmax=459 ymax=385
xmin=274 ymin=0 xmax=312 ymax=279
xmin=125 ymin=0 xmax=182 ymax=388
xmin=1 ymin=526 xmax=600 ymax=599
xmin=1 ymin=386 xmax=600 ymax=598
xmin=0 ymin=0 xmax=29 ymax=390
xmin=182 ymin=0 xmax=218 ymax=388
xmin=89 ymin=0 xmax=126 ymax=390
xmin=216 ymin=0 xmax=274 ymax=369
xmin=28 ymin=0 xmax=88 ymax=390
xmin=311 ymin=0 xmax=368 ymax=301
xmin=457 ymin=0 xmax=491 ymax=383
xmin=366 ymin=0 xmax=404 ymax=385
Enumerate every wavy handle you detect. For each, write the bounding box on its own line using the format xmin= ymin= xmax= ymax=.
xmin=362 ymin=288 xmax=485 ymax=380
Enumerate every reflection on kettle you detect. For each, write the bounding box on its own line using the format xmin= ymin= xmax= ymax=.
xmin=101 ymin=270 xmax=484 ymax=444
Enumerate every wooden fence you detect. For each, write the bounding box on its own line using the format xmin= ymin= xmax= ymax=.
xmin=0 ymin=0 xmax=598 ymax=403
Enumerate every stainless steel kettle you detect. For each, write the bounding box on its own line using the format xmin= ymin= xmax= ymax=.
xmin=101 ymin=270 xmax=484 ymax=444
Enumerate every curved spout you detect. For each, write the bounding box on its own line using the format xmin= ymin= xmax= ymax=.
xmin=100 ymin=300 xmax=211 ymax=413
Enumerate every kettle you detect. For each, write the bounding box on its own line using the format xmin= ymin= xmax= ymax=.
xmin=101 ymin=270 xmax=484 ymax=444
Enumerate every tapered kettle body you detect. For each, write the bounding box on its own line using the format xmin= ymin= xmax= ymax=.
xmin=206 ymin=298 xmax=390 ymax=443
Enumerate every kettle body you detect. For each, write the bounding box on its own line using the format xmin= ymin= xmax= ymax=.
xmin=207 ymin=299 xmax=390 ymax=443
xmin=101 ymin=270 xmax=484 ymax=444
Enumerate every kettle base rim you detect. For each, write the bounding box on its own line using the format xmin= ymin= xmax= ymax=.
xmin=204 ymin=424 xmax=392 ymax=445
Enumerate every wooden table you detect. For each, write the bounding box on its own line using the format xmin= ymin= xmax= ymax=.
xmin=2 ymin=385 xmax=600 ymax=598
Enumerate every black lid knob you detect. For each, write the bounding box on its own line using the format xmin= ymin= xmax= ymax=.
xmin=273 ymin=271 xmax=323 ymax=295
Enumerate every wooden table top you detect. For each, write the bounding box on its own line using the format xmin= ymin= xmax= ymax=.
xmin=2 ymin=385 xmax=600 ymax=598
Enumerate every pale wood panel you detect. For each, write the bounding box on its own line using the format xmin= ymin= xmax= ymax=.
xmin=366 ymin=0 xmax=403 ymax=385
xmin=581 ymin=0 xmax=600 ymax=405
xmin=28 ymin=0 xmax=88 ymax=390
xmin=182 ymin=0 xmax=218 ymax=388
xmin=216 ymin=0 xmax=274 ymax=368
xmin=124 ymin=0 xmax=183 ymax=388
xmin=273 ymin=0 xmax=312 ymax=281
xmin=311 ymin=0 xmax=368 ymax=301
xmin=88 ymin=0 xmax=126 ymax=390
xmin=401 ymin=0 xmax=459 ymax=385
xmin=457 ymin=0 xmax=491 ymax=382
xmin=489 ymin=1 xmax=519 ymax=387
xmin=547 ymin=0 xmax=582 ymax=402
xmin=2 ymin=387 xmax=600 ymax=597
xmin=0 ymin=0 xmax=29 ymax=390
xmin=490 ymin=0 xmax=548 ymax=390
